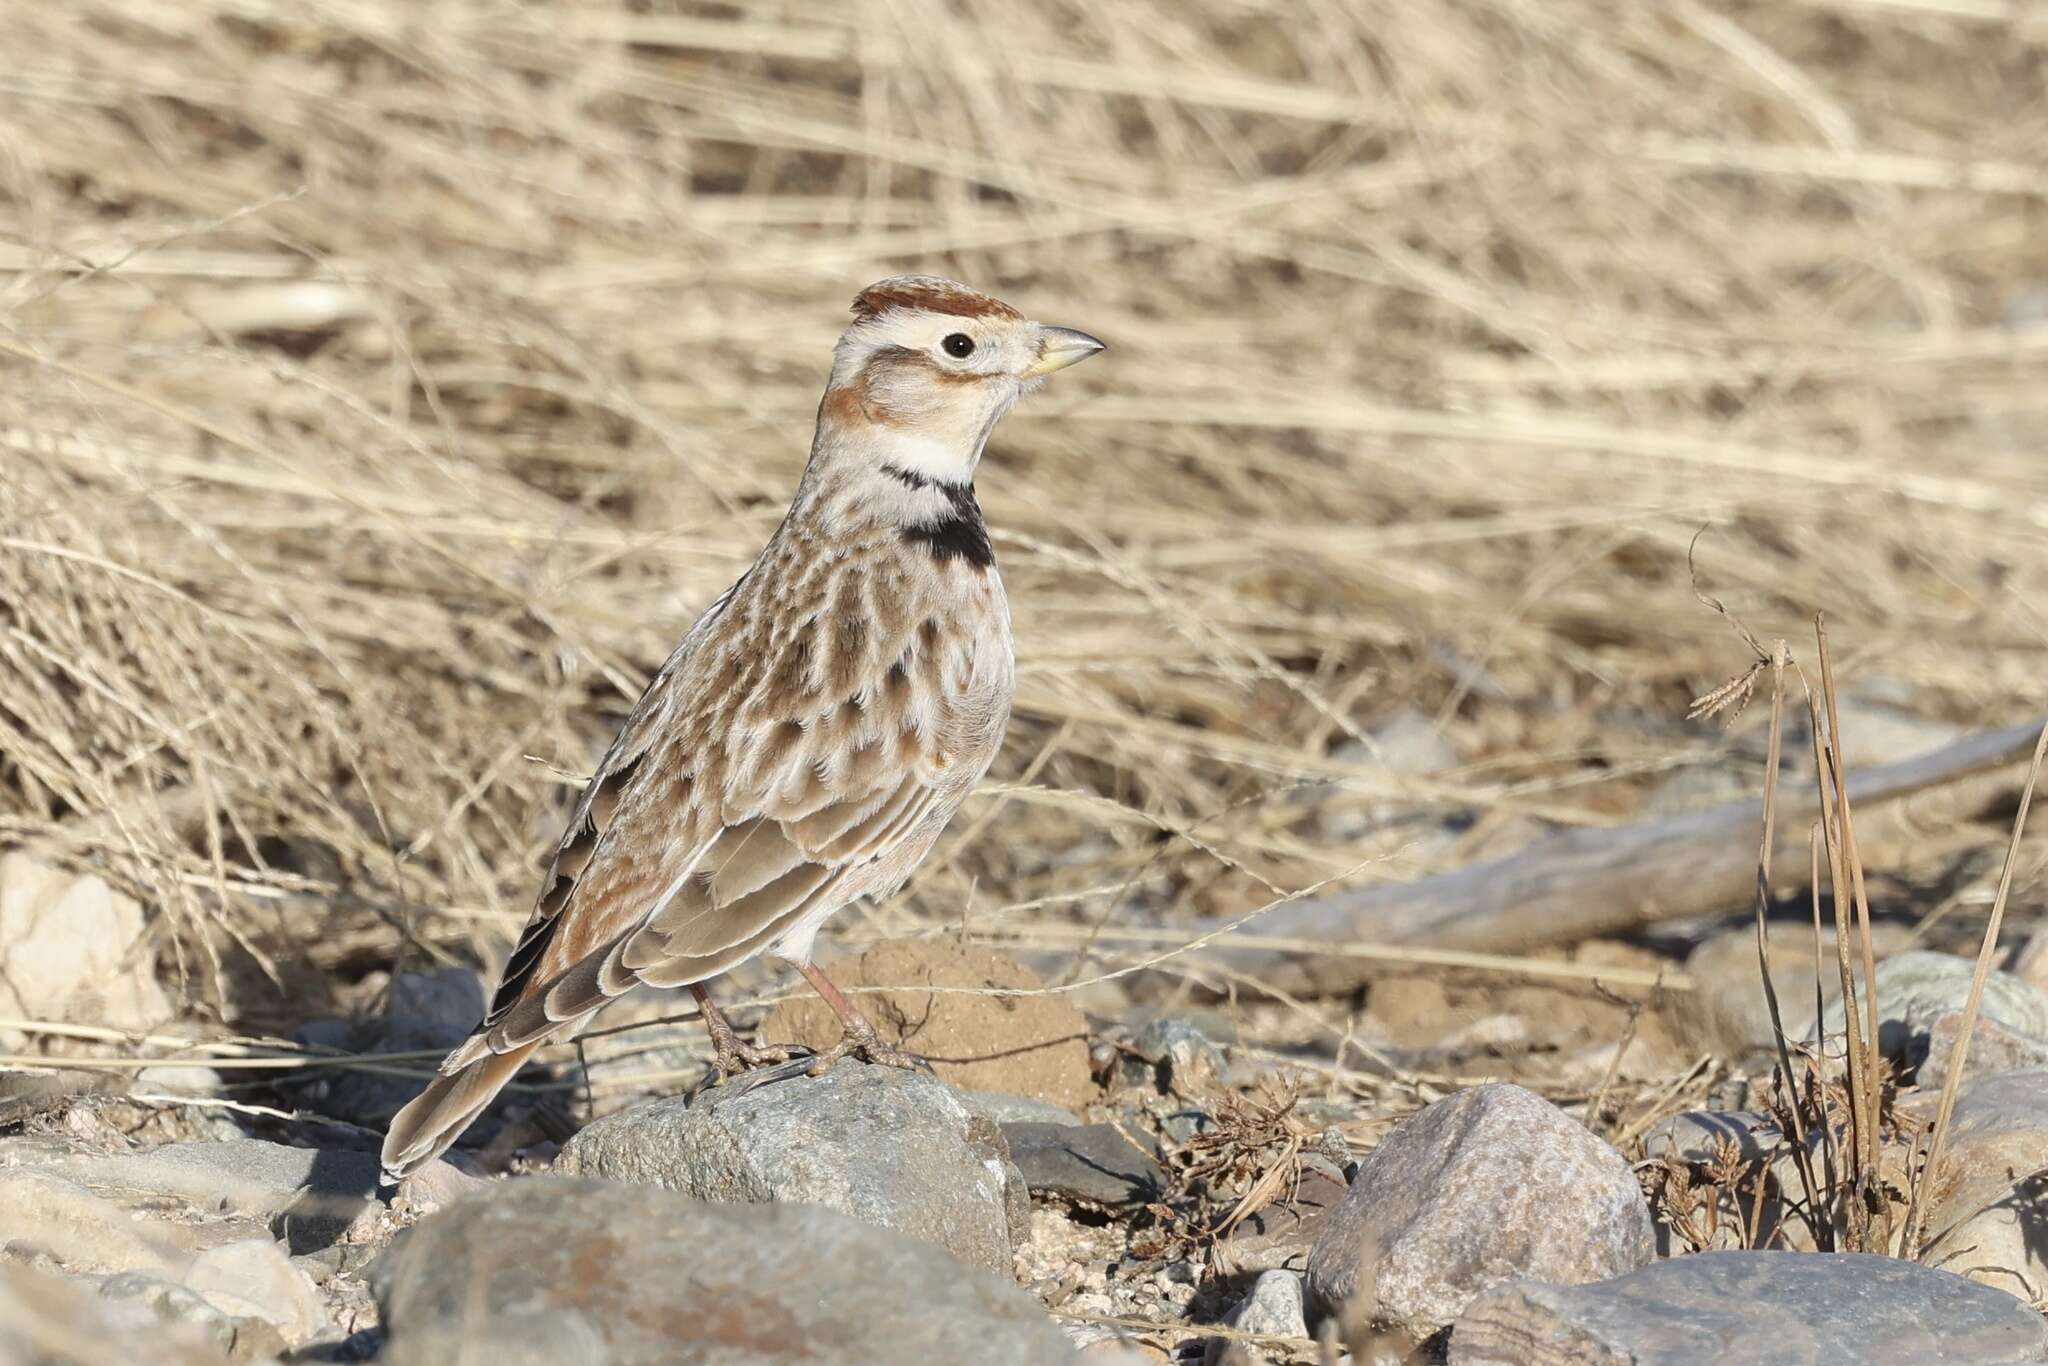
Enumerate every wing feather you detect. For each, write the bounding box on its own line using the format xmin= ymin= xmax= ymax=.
xmin=385 ymin=536 xmax=1010 ymax=1179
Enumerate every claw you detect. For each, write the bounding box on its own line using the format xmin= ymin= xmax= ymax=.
xmin=707 ymin=1051 xmax=822 ymax=1099
xmin=802 ymin=1013 xmax=932 ymax=1078
xmin=691 ymin=984 xmax=809 ymax=1096
xmin=710 ymin=1036 xmax=798 ymax=1081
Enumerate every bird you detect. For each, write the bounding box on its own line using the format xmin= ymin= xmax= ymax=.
xmin=381 ymin=275 xmax=1105 ymax=1179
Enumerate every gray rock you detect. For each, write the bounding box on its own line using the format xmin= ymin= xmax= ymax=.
xmin=36 ymin=1139 xmax=387 ymax=1251
xmin=386 ymin=1152 xmax=488 ymax=1220
xmin=291 ymin=1247 xmax=340 ymax=1285
xmin=1003 ymin=1121 xmax=1166 ymax=1207
xmin=1231 ymin=1268 xmax=1309 ymax=1339
xmin=554 ymin=1063 xmax=1021 ymax=1274
xmin=1677 ymin=921 xmax=1912 ymax=1059
xmin=0 ymin=1141 xmax=383 ymax=1354
xmin=183 ymin=1239 xmax=327 ymax=1346
xmin=0 ymin=1067 xmax=113 ymax=1129
xmin=1158 ymin=1106 xmax=1216 ymax=1145
xmin=1803 ymin=951 xmax=2048 ymax=1059
xmin=1307 ymin=1083 xmax=1652 ymax=1348
xmin=97 ymin=1271 xmax=286 ymax=1361
xmin=1449 ymin=1251 xmax=2048 ymax=1365
xmin=1920 ymin=1068 xmax=2048 ymax=1303
xmin=370 ymin=1176 xmax=1074 ymax=1365
xmin=1644 ymin=761 xmax=1761 ymax=817
xmin=4 ymin=1263 xmax=240 ymax=1365
xmin=0 ymin=1167 xmax=198 ymax=1277
xmin=1126 ymin=1016 xmax=1229 ymax=1096
xmin=958 ymin=1090 xmax=1082 ymax=1127
xmin=1639 ymin=1110 xmax=1781 ymax=1168
xmin=1920 ymin=1009 xmax=2048 ymax=1091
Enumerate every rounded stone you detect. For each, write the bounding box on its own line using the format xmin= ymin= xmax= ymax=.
xmin=1307 ymin=1082 xmax=1653 ymax=1346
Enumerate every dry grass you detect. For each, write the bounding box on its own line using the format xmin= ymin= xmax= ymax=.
xmin=3 ymin=1 xmax=2046 ymax=1053
xmin=1646 ymin=613 xmax=2045 ymax=1265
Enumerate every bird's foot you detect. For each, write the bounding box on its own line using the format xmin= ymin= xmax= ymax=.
xmin=804 ymin=1015 xmax=933 ymax=1078
xmin=690 ymin=1042 xmax=819 ymax=1101
xmin=692 ymin=986 xmax=815 ymax=1098
xmin=708 ymin=1035 xmax=800 ymax=1082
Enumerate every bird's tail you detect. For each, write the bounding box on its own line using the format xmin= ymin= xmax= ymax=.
xmin=380 ymin=1037 xmax=543 ymax=1181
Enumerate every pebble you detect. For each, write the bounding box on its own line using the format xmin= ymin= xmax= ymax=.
xmin=0 ymin=1067 xmax=112 ymax=1129
xmin=0 ymin=853 xmax=172 ymax=1050
xmin=1157 ymin=1105 xmax=1215 ymax=1145
xmin=1804 ymin=950 xmax=2048 ymax=1059
xmin=98 ymin=1270 xmax=287 ymax=1361
xmin=1639 ymin=1109 xmax=1782 ymax=1169
xmin=1918 ymin=1008 xmax=2048 ymax=1091
xmin=1357 ymin=709 xmax=1460 ymax=776
xmin=0 ymin=1134 xmax=457 ymax=1359
xmin=1230 ymin=1268 xmax=1309 ymax=1339
xmin=1130 ymin=1016 xmax=1230 ymax=1096
xmin=1307 ymin=1083 xmax=1652 ymax=1348
xmin=1449 ymin=1250 xmax=2048 ymax=1365
xmin=1317 ymin=710 xmax=1463 ymax=846
xmin=1830 ymin=694 xmax=1964 ymax=768
xmin=31 ymin=1137 xmax=389 ymax=1250
xmin=1920 ymin=1067 xmax=2048 ymax=1302
xmin=1637 ymin=1109 xmax=1802 ymax=1253
xmin=2005 ymin=929 xmax=2048 ymax=991
xmin=554 ymin=1062 xmax=1023 ymax=1273
xmin=1643 ymin=760 xmax=1762 ymax=816
xmin=0 ymin=1167 xmax=194 ymax=1278
xmin=132 ymin=1064 xmax=226 ymax=1097
xmin=370 ymin=1175 xmax=1075 ymax=1365
xmin=4 ymin=1262 xmax=241 ymax=1366
xmin=1678 ymin=921 xmax=1909 ymax=1060
xmin=182 ymin=1238 xmax=328 ymax=1346
xmin=1004 ymin=1121 xmax=1166 ymax=1207
xmin=958 ymin=1090 xmax=1083 ymax=1127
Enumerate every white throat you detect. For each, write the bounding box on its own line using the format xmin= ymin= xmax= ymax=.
xmin=872 ymin=431 xmax=979 ymax=487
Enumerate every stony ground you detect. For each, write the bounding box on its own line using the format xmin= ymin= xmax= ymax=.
xmin=6 ymin=700 xmax=2048 ymax=1365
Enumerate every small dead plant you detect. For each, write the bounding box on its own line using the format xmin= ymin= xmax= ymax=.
xmin=1693 ymin=562 xmax=2048 ymax=1262
xmin=1139 ymin=1073 xmax=1334 ymax=1264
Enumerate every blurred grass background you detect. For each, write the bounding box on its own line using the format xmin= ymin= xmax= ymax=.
xmin=1 ymin=1 xmax=2044 ymax=1032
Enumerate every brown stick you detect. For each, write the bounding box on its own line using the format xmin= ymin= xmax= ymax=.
xmin=1816 ymin=618 xmax=1885 ymax=1217
xmin=1751 ymin=645 xmax=1803 ymax=1152
xmin=1212 ymin=718 xmax=2046 ymax=998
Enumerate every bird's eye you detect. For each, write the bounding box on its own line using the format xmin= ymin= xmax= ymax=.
xmin=941 ymin=332 xmax=976 ymax=359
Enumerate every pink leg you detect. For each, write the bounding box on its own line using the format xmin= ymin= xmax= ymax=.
xmin=691 ymin=983 xmax=794 ymax=1081
xmin=793 ymin=962 xmax=928 ymax=1076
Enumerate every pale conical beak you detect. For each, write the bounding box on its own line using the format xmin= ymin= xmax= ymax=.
xmin=1022 ymin=325 xmax=1107 ymax=378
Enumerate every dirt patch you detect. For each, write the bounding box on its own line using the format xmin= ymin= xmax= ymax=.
xmin=761 ymin=941 xmax=1096 ymax=1111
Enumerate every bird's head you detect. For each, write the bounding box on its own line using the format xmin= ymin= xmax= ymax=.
xmin=815 ymin=275 xmax=1104 ymax=486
